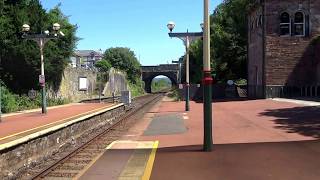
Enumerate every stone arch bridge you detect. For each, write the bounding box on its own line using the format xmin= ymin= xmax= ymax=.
xmin=141 ymin=64 xmax=180 ymax=93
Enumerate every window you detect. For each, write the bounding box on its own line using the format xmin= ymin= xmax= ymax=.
xmin=280 ymin=12 xmax=290 ymax=36
xmin=294 ymin=12 xmax=305 ymax=36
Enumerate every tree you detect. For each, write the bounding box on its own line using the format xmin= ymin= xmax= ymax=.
xmin=103 ymin=47 xmax=141 ymax=83
xmin=188 ymin=0 xmax=250 ymax=83
xmin=0 ymin=0 xmax=78 ymax=93
xmin=95 ymin=60 xmax=112 ymax=72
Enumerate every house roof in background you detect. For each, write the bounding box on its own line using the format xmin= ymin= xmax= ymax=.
xmin=74 ymin=50 xmax=103 ymax=57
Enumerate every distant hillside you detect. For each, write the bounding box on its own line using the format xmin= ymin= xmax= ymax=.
xmin=153 ymin=77 xmax=171 ymax=84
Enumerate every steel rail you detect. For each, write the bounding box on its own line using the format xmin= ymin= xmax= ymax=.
xmin=30 ymin=93 xmax=164 ymax=179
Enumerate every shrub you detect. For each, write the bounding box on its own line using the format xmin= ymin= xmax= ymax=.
xmin=0 ymin=81 xmax=69 ymax=113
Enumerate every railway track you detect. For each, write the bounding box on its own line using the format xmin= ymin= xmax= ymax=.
xmin=22 ymin=93 xmax=164 ymax=180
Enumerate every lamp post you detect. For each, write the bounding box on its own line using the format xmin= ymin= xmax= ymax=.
xmin=167 ymin=22 xmax=203 ymax=111
xmin=203 ymin=0 xmax=213 ymax=151
xmin=22 ymin=23 xmax=64 ymax=114
xmin=172 ymin=59 xmax=183 ymax=84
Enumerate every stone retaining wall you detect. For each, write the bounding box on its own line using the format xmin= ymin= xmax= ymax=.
xmin=0 ymin=104 xmax=126 ymax=179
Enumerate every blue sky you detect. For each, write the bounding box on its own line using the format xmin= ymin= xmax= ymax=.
xmin=41 ymin=0 xmax=222 ymax=65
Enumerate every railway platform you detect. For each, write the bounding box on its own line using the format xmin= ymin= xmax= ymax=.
xmin=0 ymin=102 xmax=118 ymax=150
xmin=78 ymin=97 xmax=320 ymax=180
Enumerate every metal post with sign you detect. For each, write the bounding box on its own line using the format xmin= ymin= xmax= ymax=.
xmin=22 ymin=23 xmax=64 ymax=114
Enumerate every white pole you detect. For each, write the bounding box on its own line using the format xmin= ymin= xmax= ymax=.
xmin=204 ymin=0 xmax=210 ymax=71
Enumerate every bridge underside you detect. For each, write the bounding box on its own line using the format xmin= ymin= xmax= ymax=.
xmin=141 ymin=64 xmax=180 ymax=93
xmin=142 ymin=73 xmax=179 ymax=93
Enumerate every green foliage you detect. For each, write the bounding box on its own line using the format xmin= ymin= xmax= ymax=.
xmin=151 ymin=79 xmax=171 ymax=92
xmin=235 ymin=78 xmax=247 ymax=85
xmin=0 ymin=81 xmax=68 ymax=113
xmin=103 ymin=47 xmax=141 ymax=83
xmin=188 ymin=0 xmax=250 ymax=83
xmin=95 ymin=60 xmax=112 ymax=72
xmin=0 ymin=1 xmax=78 ymax=94
xmin=95 ymin=60 xmax=111 ymax=86
xmin=128 ymin=78 xmax=145 ymax=97
xmin=167 ymin=87 xmax=181 ymax=101
xmin=1 ymin=82 xmax=19 ymax=113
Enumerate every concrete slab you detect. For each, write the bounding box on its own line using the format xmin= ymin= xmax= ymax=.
xmin=78 ymin=141 xmax=158 ymax=180
xmin=143 ymin=114 xmax=187 ymax=136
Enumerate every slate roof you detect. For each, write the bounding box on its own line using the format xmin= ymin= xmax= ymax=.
xmin=74 ymin=50 xmax=103 ymax=57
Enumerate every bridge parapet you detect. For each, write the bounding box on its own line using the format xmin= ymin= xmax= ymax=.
xmin=141 ymin=64 xmax=179 ymax=72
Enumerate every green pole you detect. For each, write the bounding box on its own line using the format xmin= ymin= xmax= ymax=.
xmin=186 ymin=83 xmax=190 ymax=111
xmin=203 ymin=0 xmax=213 ymax=151
xmin=203 ymin=71 xmax=213 ymax=151
xmin=41 ymin=85 xmax=47 ymax=114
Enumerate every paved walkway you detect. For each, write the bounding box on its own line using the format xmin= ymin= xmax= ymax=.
xmin=0 ymin=103 xmax=115 ymax=144
xmin=80 ymin=97 xmax=320 ymax=180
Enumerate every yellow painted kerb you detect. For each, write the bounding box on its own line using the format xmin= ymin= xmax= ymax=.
xmin=142 ymin=141 xmax=159 ymax=180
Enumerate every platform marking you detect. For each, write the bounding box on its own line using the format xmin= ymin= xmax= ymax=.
xmin=142 ymin=141 xmax=159 ymax=180
xmin=0 ymin=104 xmax=115 ymax=142
xmin=114 ymin=141 xmax=158 ymax=180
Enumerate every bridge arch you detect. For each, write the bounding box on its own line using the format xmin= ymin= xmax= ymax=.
xmin=141 ymin=64 xmax=179 ymax=93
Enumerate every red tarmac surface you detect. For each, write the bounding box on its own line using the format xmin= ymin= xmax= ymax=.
xmin=91 ymin=98 xmax=320 ymax=180
xmin=0 ymin=103 xmax=113 ymax=140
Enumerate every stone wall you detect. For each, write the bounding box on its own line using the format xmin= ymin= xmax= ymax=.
xmin=102 ymin=68 xmax=128 ymax=96
xmin=48 ymin=67 xmax=98 ymax=102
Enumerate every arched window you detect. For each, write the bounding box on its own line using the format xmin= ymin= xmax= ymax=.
xmin=294 ymin=12 xmax=305 ymax=36
xmin=280 ymin=12 xmax=290 ymax=36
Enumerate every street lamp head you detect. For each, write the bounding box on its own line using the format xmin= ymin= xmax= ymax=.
xmin=167 ymin=21 xmax=175 ymax=32
xmin=200 ymin=23 xmax=204 ymax=31
xmin=53 ymin=23 xmax=61 ymax=31
xmin=22 ymin=24 xmax=30 ymax=32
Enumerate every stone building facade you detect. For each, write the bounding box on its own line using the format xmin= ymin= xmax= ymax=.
xmin=248 ymin=0 xmax=320 ymax=98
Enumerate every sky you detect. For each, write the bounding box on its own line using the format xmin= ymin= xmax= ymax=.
xmin=41 ymin=0 xmax=222 ymax=66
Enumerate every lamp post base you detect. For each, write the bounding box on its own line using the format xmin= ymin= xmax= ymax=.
xmin=41 ymin=85 xmax=47 ymax=114
xmin=185 ymin=83 xmax=190 ymax=111
xmin=202 ymin=71 xmax=213 ymax=151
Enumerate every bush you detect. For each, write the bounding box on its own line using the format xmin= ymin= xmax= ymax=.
xmin=167 ymin=87 xmax=181 ymax=101
xmin=235 ymin=79 xmax=247 ymax=86
xmin=1 ymin=84 xmax=19 ymax=113
xmin=128 ymin=78 xmax=145 ymax=97
xmin=0 ymin=81 xmax=69 ymax=113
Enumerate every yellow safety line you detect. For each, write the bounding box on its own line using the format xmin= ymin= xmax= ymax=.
xmin=73 ymin=141 xmax=118 ymax=180
xmin=0 ymin=104 xmax=115 ymax=142
xmin=142 ymin=141 xmax=159 ymax=180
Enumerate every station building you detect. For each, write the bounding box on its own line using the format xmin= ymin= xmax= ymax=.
xmin=248 ymin=0 xmax=320 ymax=98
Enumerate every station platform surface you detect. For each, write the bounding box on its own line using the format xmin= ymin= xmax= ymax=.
xmin=78 ymin=97 xmax=320 ymax=180
xmin=0 ymin=102 xmax=116 ymax=146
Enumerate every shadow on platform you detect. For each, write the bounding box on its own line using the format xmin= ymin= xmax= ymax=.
xmin=151 ymin=140 xmax=320 ymax=180
xmin=260 ymin=106 xmax=320 ymax=139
